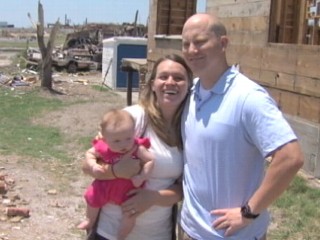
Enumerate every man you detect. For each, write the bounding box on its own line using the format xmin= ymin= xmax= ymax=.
xmin=180 ymin=13 xmax=304 ymax=240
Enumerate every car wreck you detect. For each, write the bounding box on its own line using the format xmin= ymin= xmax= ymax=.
xmin=51 ymin=48 xmax=96 ymax=73
xmin=51 ymin=28 xmax=103 ymax=73
xmin=25 ymin=22 xmax=146 ymax=73
xmin=26 ymin=29 xmax=103 ymax=73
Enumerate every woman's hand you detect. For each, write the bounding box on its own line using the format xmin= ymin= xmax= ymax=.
xmin=121 ymin=188 xmax=157 ymax=217
xmin=82 ymin=146 xmax=141 ymax=180
xmin=121 ymin=181 xmax=183 ymax=217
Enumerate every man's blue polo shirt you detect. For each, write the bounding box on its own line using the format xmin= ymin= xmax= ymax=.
xmin=180 ymin=66 xmax=297 ymax=239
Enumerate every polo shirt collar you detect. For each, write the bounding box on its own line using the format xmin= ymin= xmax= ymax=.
xmin=193 ymin=65 xmax=239 ymax=98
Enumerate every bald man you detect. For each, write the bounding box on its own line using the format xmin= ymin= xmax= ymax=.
xmin=180 ymin=13 xmax=304 ymax=240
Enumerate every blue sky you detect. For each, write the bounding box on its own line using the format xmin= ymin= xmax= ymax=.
xmin=0 ymin=0 xmax=206 ymax=28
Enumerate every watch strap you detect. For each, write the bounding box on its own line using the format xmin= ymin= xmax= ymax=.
xmin=241 ymin=203 xmax=260 ymax=219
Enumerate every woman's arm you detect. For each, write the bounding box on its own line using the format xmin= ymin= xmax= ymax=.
xmin=121 ymin=180 xmax=183 ymax=216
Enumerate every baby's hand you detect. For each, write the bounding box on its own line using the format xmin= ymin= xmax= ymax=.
xmin=91 ymin=164 xmax=105 ymax=175
xmin=131 ymin=175 xmax=145 ymax=187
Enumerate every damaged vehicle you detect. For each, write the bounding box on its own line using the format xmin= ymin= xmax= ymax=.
xmin=54 ymin=29 xmax=103 ymax=73
xmin=25 ymin=27 xmax=103 ymax=73
xmin=25 ymin=47 xmax=41 ymax=70
xmin=52 ymin=48 xmax=95 ymax=73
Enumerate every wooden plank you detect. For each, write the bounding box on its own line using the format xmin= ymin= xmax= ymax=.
xmin=279 ymin=91 xmax=300 ymax=116
xmin=121 ymin=58 xmax=147 ymax=71
xmin=258 ymin=69 xmax=277 ymax=87
xmin=207 ymin=0 xmax=267 ymax=8
xmin=298 ymin=95 xmax=320 ymax=123
xmin=155 ymin=38 xmax=182 ymax=51
xmin=157 ymin=25 xmax=168 ymax=35
xmin=158 ymin=0 xmax=170 ymax=8
xmin=295 ymin=75 xmax=320 ymax=97
xmin=228 ymin=31 xmax=268 ymax=46
xmin=261 ymin=45 xmax=298 ymax=74
xmin=164 ymin=0 xmax=196 ymax=9
xmin=226 ymin=57 xmax=238 ymax=66
xmin=296 ymin=45 xmax=320 ymax=79
xmin=275 ymin=72 xmax=296 ymax=92
xmin=240 ymin=65 xmax=260 ymax=82
xmin=160 ymin=7 xmax=191 ymax=14
xmin=268 ymin=0 xmax=279 ymax=42
xmin=221 ymin=16 xmax=269 ymax=32
xmin=265 ymin=87 xmax=281 ymax=105
xmin=232 ymin=46 xmax=263 ymax=68
xmin=225 ymin=44 xmax=242 ymax=63
xmin=296 ymin=0 xmax=306 ymax=44
xmin=207 ymin=1 xmax=271 ymax=18
xmin=168 ymin=26 xmax=183 ymax=35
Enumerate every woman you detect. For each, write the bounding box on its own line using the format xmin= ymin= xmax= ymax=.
xmin=82 ymin=54 xmax=193 ymax=240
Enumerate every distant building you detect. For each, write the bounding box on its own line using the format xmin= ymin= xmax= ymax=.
xmin=0 ymin=21 xmax=14 ymax=28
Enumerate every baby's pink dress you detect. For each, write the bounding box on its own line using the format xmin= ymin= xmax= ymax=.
xmin=84 ymin=138 xmax=151 ymax=208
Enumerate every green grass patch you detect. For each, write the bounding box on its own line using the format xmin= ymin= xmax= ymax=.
xmin=269 ymin=176 xmax=320 ymax=239
xmin=78 ymin=136 xmax=94 ymax=150
xmin=91 ymin=84 xmax=114 ymax=93
xmin=0 ymin=88 xmax=69 ymax=161
xmin=0 ymin=40 xmax=37 ymax=49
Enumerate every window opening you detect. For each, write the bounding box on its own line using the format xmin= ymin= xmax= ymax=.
xmin=156 ymin=0 xmax=197 ymax=35
xmin=269 ymin=0 xmax=320 ymax=45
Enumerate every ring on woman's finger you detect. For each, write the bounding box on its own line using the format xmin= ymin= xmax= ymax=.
xmin=131 ymin=209 xmax=136 ymax=215
xmin=220 ymin=222 xmax=228 ymax=228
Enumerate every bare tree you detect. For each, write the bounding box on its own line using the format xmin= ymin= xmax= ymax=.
xmin=36 ymin=0 xmax=59 ymax=90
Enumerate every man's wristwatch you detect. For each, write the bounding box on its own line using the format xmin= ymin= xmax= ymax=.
xmin=241 ymin=203 xmax=260 ymax=219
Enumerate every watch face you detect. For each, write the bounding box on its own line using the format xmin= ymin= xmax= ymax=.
xmin=241 ymin=204 xmax=259 ymax=219
xmin=241 ymin=205 xmax=249 ymax=216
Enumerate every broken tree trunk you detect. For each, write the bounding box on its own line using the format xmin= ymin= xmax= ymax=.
xmin=36 ymin=0 xmax=59 ymax=90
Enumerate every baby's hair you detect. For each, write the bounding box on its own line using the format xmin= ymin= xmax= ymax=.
xmin=100 ymin=109 xmax=134 ymax=132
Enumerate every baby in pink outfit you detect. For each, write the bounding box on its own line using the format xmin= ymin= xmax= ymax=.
xmin=78 ymin=109 xmax=154 ymax=240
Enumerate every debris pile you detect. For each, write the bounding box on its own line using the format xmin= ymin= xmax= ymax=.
xmin=0 ymin=170 xmax=30 ymax=223
xmin=0 ymin=71 xmax=37 ymax=88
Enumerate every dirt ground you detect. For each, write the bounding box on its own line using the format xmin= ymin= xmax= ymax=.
xmin=0 ymin=60 xmax=136 ymax=240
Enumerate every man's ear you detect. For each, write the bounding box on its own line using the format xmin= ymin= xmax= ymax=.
xmin=220 ymin=36 xmax=229 ymax=51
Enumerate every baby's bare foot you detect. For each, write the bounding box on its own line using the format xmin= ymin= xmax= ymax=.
xmin=77 ymin=220 xmax=92 ymax=230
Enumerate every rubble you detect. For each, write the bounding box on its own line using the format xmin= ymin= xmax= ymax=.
xmin=0 ymin=170 xmax=30 ymax=223
xmin=0 ymin=73 xmax=37 ymax=88
xmin=5 ymin=207 xmax=30 ymax=218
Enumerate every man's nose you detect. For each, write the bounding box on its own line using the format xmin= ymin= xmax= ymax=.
xmin=188 ymin=43 xmax=198 ymax=53
xmin=166 ymin=76 xmax=176 ymax=84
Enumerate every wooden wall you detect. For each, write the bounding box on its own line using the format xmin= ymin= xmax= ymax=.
xmin=207 ymin=0 xmax=320 ymax=123
xmin=147 ymin=0 xmax=320 ymax=177
xmin=208 ymin=0 xmax=320 ymax=178
xmin=147 ymin=0 xmax=192 ymax=71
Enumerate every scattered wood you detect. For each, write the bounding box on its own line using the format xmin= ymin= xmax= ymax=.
xmin=5 ymin=207 xmax=30 ymax=218
xmin=0 ymin=173 xmax=31 ymax=222
xmin=0 ymin=181 xmax=7 ymax=194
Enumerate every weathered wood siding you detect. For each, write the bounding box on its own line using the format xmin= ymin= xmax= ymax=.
xmin=208 ymin=0 xmax=320 ymax=178
xmin=148 ymin=0 xmax=320 ymax=177
xmin=207 ymin=0 xmax=320 ymax=122
xmin=147 ymin=0 xmax=194 ymax=71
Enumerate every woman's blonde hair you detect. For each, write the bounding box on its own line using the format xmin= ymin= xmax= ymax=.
xmin=138 ymin=54 xmax=193 ymax=150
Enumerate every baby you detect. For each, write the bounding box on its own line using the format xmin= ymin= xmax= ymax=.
xmin=78 ymin=109 xmax=154 ymax=240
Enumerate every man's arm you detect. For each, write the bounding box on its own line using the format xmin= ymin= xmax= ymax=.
xmin=212 ymin=140 xmax=304 ymax=236
xmin=248 ymin=140 xmax=304 ymax=214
